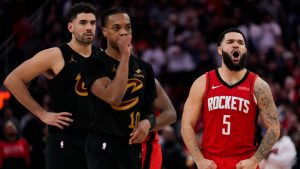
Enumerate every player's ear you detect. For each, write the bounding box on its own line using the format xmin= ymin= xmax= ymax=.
xmin=102 ymin=27 xmax=108 ymax=37
xmin=217 ymin=46 xmax=222 ymax=55
xmin=68 ymin=23 xmax=73 ymax=32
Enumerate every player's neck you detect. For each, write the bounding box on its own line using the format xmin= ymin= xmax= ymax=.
xmin=68 ymin=41 xmax=92 ymax=58
xmin=105 ymin=47 xmax=122 ymax=61
xmin=218 ymin=67 xmax=247 ymax=86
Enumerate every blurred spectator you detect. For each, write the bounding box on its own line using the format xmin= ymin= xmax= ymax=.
xmin=20 ymin=93 xmax=49 ymax=169
xmin=22 ymin=116 xmax=46 ymax=169
xmin=12 ymin=16 xmax=33 ymax=50
xmin=258 ymin=12 xmax=282 ymax=54
xmin=141 ymin=42 xmax=166 ymax=77
xmin=258 ymin=0 xmax=285 ymax=24
xmin=0 ymin=120 xmax=30 ymax=169
xmin=163 ymin=13 xmax=184 ymax=45
xmin=0 ymin=107 xmax=20 ymax=134
xmin=164 ymin=44 xmax=196 ymax=88
xmin=283 ymin=76 xmax=297 ymax=103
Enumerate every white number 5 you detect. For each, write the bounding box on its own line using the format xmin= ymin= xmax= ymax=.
xmin=222 ymin=115 xmax=231 ymax=135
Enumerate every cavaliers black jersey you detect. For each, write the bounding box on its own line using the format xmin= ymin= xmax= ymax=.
xmin=47 ymin=43 xmax=97 ymax=134
xmin=81 ymin=51 xmax=156 ymax=140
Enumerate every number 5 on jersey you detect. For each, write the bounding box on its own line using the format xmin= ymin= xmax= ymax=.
xmin=222 ymin=115 xmax=231 ymax=135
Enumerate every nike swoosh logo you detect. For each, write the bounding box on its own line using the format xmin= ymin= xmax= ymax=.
xmin=212 ymin=85 xmax=222 ymax=89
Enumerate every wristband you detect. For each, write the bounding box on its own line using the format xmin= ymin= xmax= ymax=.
xmin=145 ymin=114 xmax=156 ymax=130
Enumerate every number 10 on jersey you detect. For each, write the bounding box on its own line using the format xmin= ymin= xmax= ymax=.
xmin=128 ymin=111 xmax=140 ymax=128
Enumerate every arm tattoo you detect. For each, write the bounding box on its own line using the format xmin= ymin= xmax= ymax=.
xmin=254 ymin=129 xmax=277 ymax=161
xmin=254 ymin=79 xmax=279 ymax=162
xmin=254 ymin=80 xmax=278 ymax=125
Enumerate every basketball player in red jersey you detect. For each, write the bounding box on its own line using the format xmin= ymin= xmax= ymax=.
xmin=142 ymin=79 xmax=177 ymax=169
xmin=181 ymin=28 xmax=280 ymax=169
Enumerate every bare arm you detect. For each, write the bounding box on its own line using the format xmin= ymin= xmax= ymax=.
xmin=181 ymin=75 xmax=217 ymax=169
xmin=4 ymin=48 xmax=73 ymax=129
xmin=253 ymin=77 xmax=280 ymax=161
xmin=90 ymin=35 xmax=131 ymax=106
xmin=152 ymin=79 xmax=176 ymax=131
xmin=237 ymin=77 xmax=280 ymax=169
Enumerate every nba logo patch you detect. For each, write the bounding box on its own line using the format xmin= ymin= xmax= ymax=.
xmin=102 ymin=142 xmax=107 ymax=150
xmin=60 ymin=141 xmax=64 ymax=148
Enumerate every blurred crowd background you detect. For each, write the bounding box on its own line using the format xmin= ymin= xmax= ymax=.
xmin=0 ymin=0 xmax=300 ymax=169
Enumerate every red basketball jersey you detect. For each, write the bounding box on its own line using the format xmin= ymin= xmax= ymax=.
xmin=201 ymin=69 xmax=258 ymax=157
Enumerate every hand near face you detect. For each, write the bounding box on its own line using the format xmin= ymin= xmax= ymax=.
xmin=117 ymin=34 xmax=132 ymax=58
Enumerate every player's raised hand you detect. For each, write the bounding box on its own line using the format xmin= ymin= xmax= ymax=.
xmin=117 ymin=34 xmax=132 ymax=58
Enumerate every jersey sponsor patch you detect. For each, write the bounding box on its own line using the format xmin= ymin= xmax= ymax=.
xmin=238 ymin=86 xmax=250 ymax=91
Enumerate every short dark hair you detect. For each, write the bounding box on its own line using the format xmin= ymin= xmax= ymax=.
xmin=100 ymin=7 xmax=128 ymax=27
xmin=217 ymin=28 xmax=247 ymax=47
xmin=67 ymin=2 xmax=96 ymax=22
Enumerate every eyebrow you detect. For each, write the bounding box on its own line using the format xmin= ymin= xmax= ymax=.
xmin=79 ymin=19 xmax=96 ymax=22
xmin=111 ymin=23 xmax=131 ymax=27
xmin=226 ymin=39 xmax=244 ymax=43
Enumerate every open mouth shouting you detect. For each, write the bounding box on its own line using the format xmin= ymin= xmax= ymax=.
xmin=232 ymin=50 xmax=240 ymax=58
xmin=231 ymin=50 xmax=241 ymax=63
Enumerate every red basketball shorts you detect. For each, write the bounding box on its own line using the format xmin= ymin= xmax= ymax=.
xmin=142 ymin=140 xmax=162 ymax=169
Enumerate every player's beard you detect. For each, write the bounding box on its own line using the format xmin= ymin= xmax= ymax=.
xmin=82 ymin=34 xmax=94 ymax=44
xmin=75 ymin=33 xmax=94 ymax=44
xmin=222 ymin=50 xmax=246 ymax=71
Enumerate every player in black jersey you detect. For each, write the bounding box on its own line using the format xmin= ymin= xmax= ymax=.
xmin=4 ymin=2 xmax=96 ymax=169
xmin=81 ymin=7 xmax=156 ymax=169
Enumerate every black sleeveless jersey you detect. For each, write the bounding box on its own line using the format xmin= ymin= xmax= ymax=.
xmin=81 ymin=51 xmax=156 ymax=140
xmin=48 ymin=43 xmax=98 ymax=134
